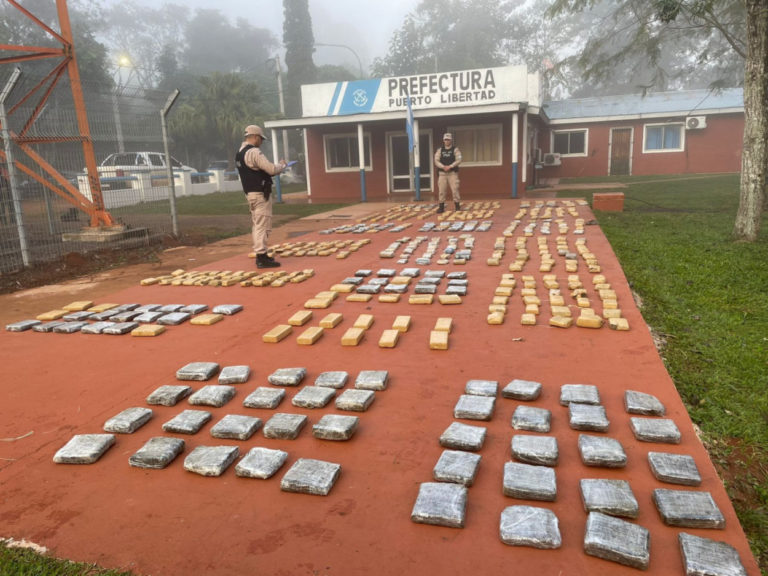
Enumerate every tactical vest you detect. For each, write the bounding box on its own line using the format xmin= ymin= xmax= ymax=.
xmin=440 ymin=147 xmax=459 ymax=172
xmin=235 ymin=144 xmax=272 ymax=194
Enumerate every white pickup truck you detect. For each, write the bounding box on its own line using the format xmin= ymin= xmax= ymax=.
xmin=94 ymin=152 xmax=197 ymax=189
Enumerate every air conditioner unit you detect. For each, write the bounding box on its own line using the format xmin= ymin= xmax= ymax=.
xmin=686 ymin=116 xmax=707 ymax=130
xmin=542 ymin=153 xmax=561 ymax=166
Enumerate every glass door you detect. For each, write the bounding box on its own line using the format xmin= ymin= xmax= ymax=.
xmin=388 ymin=132 xmax=433 ymax=194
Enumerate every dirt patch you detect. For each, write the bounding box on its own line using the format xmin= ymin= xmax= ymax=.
xmin=707 ymin=436 xmax=768 ymax=508
xmin=0 ymin=213 xmax=302 ymax=296
xmin=0 ymin=243 xmax=163 ymax=296
xmin=706 ymin=436 xmax=768 ymax=570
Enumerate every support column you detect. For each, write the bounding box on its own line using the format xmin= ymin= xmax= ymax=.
xmin=358 ymin=123 xmax=366 ymax=202
xmin=271 ymin=128 xmax=282 ymax=203
xmin=511 ymin=112 xmax=519 ymax=198
xmin=413 ymin=119 xmax=421 ymax=201
xmin=302 ymin=129 xmax=311 ymax=199
xmin=522 ymin=110 xmax=528 ymax=185
xmin=57 ymin=0 xmax=111 ymax=226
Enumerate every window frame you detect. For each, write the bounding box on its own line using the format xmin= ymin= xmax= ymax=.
xmin=550 ymin=129 xmax=588 ymax=157
xmin=446 ymin=123 xmax=503 ymax=166
xmin=642 ymin=122 xmax=685 ymax=153
xmin=323 ymin=132 xmax=373 ymax=172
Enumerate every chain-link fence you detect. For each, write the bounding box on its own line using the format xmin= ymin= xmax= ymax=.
xmin=0 ymin=68 xmax=243 ymax=274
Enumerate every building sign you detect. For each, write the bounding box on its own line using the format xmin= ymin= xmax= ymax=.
xmin=301 ymin=65 xmax=539 ymax=118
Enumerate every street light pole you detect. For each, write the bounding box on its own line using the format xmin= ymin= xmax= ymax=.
xmin=112 ymin=76 xmax=124 ymax=153
xmin=112 ymin=56 xmax=133 ymax=154
xmin=273 ymin=55 xmax=290 ymax=161
xmin=315 ymin=43 xmax=364 ymax=78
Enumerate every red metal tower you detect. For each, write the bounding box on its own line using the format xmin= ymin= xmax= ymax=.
xmin=0 ymin=0 xmax=115 ymax=227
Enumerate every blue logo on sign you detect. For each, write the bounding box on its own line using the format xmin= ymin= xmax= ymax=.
xmin=327 ymin=79 xmax=381 ymax=116
xmin=352 ymin=88 xmax=369 ymax=107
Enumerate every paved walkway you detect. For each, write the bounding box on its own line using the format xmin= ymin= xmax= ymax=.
xmin=0 ymin=198 xmax=759 ymax=576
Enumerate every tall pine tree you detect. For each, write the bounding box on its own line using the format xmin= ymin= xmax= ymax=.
xmin=283 ymin=0 xmax=317 ymax=117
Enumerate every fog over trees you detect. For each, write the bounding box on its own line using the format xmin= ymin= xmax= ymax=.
xmin=2 ymin=0 xmax=762 ymax=238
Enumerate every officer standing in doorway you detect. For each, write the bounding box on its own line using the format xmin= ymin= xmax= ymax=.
xmin=434 ymin=132 xmax=462 ymax=213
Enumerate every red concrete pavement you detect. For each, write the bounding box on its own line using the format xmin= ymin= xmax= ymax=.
xmin=0 ymin=199 xmax=760 ymax=576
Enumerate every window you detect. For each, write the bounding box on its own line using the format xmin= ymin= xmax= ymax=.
xmin=552 ymin=130 xmax=587 ymax=156
xmin=643 ymin=123 xmax=684 ymax=152
xmin=448 ymin=124 xmax=502 ymax=165
xmin=324 ymin=133 xmax=372 ymax=171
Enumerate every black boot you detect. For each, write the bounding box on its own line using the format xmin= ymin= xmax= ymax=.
xmin=437 ymin=202 xmax=445 ymax=214
xmin=256 ymin=253 xmax=280 ymax=268
xmin=454 ymin=201 xmax=461 ymax=211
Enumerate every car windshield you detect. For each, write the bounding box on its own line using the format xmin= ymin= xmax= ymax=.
xmin=102 ymin=153 xmax=135 ymax=166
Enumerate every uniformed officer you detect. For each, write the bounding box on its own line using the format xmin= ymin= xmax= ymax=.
xmin=235 ymin=125 xmax=286 ymax=268
xmin=434 ymin=133 xmax=462 ymax=213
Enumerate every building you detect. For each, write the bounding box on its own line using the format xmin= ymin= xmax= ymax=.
xmin=264 ymin=66 xmax=744 ymax=201
xmin=540 ymin=88 xmax=744 ymax=180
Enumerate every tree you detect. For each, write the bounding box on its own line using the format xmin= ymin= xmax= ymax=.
xmin=283 ymin=0 xmax=317 ymax=117
xmin=169 ymin=72 xmax=264 ymax=169
xmin=501 ymin=0 xmax=588 ymax=99
xmin=371 ymin=15 xmax=430 ymax=76
xmin=734 ymin=1 xmax=767 ymax=241
xmin=372 ymin=0 xmax=510 ymax=77
xmin=182 ymin=11 xmax=277 ymax=79
xmin=103 ymin=1 xmax=188 ymax=88
xmin=316 ymin=64 xmax=357 ymax=83
xmin=549 ymin=0 xmax=764 ymax=241
xmin=549 ymin=1 xmax=744 ymax=95
xmin=0 ymin=0 xmax=111 ymax=87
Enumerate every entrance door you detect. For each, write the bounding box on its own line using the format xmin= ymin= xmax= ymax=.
xmin=610 ymin=128 xmax=632 ymax=176
xmin=388 ymin=132 xmax=433 ymax=194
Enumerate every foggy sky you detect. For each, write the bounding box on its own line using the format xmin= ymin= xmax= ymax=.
xmin=104 ymin=0 xmax=415 ymax=73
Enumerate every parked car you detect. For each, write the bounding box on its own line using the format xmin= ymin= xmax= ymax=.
xmin=92 ymin=152 xmax=198 ymax=189
xmin=209 ymin=158 xmax=303 ymax=184
xmin=99 ymin=152 xmax=196 ymax=175
xmin=207 ymin=160 xmax=230 ymax=171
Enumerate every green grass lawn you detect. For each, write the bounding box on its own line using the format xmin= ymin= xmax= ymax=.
xmin=111 ymin=187 xmax=352 ymax=243
xmin=560 ymin=173 xmax=768 ymax=571
xmin=115 ymin=185 xmax=344 ymax=217
xmin=0 ymin=540 xmax=132 ymax=575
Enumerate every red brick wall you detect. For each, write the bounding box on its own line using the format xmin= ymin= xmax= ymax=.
xmin=305 ymin=113 xmax=530 ymax=201
xmin=305 ymin=127 xmax=389 ymax=202
xmin=538 ymin=113 xmax=744 ymax=179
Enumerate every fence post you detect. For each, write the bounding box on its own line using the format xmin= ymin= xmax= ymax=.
xmin=161 ymin=89 xmax=180 ymax=237
xmin=0 ymin=67 xmax=30 ymax=268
